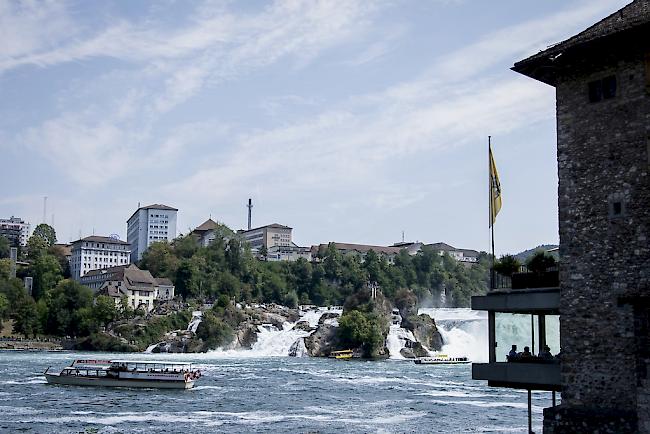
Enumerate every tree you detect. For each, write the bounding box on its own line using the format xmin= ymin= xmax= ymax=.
xmin=494 ymin=254 xmax=521 ymax=277
xmin=195 ymin=310 xmax=233 ymax=350
xmin=32 ymin=254 xmax=63 ymax=299
xmin=526 ymin=251 xmax=557 ymax=275
xmin=12 ymin=297 xmax=39 ymax=338
xmin=32 ymin=223 xmax=57 ymax=247
xmin=26 ymin=235 xmax=49 ymax=260
xmin=44 ymin=280 xmax=93 ymax=336
xmin=258 ymin=245 xmax=268 ymax=261
xmin=139 ymin=242 xmax=178 ymax=278
xmin=0 ymin=236 xmax=9 ymax=259
xmin=175 ymin=260 xmax=199 ymax=298
xmin=0 ymin=259 xmax=12 ymax=280
xmin=323 ymin=243 xmax=342 ymax=281
xmin=0 ymin=293 xmax=9 ymax=320
xmin=338 ymin=310 xmax=384 ymax=357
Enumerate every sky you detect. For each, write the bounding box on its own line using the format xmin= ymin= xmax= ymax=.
xmin=0 ymin=0 xmax=630 ymax=255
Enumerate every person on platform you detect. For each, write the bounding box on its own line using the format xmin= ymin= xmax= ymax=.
xmin=539 ymin=345 xmax=553 ymax=360
xmin=519 ymin=346 xmax=533 ymax=360
xmin=507 ymin=345 xmax=518 ymax=361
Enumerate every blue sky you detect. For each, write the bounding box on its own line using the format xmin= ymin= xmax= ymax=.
xmin=0 ymin=0 xmax=629 ymax=254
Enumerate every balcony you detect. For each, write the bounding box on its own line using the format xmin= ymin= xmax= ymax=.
xmin=491 ymin=266 xmax=559 ymax=291
xmin=473 ymin=361 xmax=561 ymax=391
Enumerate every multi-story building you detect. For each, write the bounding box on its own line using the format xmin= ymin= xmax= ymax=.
xmin=191 ymin=218 xmax=231 ymax=247
xmin=81 ymin=264 xmax=175 ymax=304
xmin=126 ymin=204 xmax=178 ymax=262
xmin=0 ymin=216 xmax=30 ymax=247
xmin=238 ymin=223 xmax=292 ymax=251
xmin=96 ymin=264 xmax=158 ymax=312
xmin=266 ymin=244 xmax=312 ymax=262
xmin=69 ymin=236 xmax=131 ymax=280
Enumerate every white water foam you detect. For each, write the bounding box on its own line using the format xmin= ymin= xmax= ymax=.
xmin=187 ymin=311 xmax=203 ymax=333
xmin=418 ymin=308 xmax=560 ymax=363
xmin=385 ymin=325 xmax=418 ymax=359
xmin=208 ymin=307 xmax=342 ymax=357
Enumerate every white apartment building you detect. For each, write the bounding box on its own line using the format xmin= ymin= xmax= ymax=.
xmin=126 ymin=204 xmax=178 ymax=262
xmin=69 ymin=236 xmax=131 ymax=280
xmin=0 ymin=216 xmax=31 ymax=247
xmin=238 ymin=223 xmax=292 ymax=251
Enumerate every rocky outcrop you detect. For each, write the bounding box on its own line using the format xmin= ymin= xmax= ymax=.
xmin=304 ymin=324 xmax=341 ymax=357
xmin=318 ymin=312 xmax=340 ymax=325
xmin=402 ymin=314 xmax=443 ymax=352
xmin=293 ymin=320 xmax=313 ymax=332
xmin=399 ymin=341 xmax=430 ymax=359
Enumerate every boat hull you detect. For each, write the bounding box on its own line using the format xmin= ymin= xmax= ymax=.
xmin=414 ymin=360 xmax=471 ymax=365
xmin=45 ymin=373 xmax=195 ymax=389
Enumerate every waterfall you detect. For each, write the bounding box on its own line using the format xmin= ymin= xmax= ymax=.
xmin=418 ymin=308 xmax=560 ymax=363
xmin=187 ymin=311 xmax=203 ymax=333
xmin=385 ymin=325 xmax=418 ymax=359
xmin=209 ymin=306 xmax=342 ymax=357
xmin=144 ymin=343 xmax=159 ymax=353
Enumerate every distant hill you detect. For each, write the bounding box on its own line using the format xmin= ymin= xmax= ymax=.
xmin=515 ymin=244 xmax=559 ymax=263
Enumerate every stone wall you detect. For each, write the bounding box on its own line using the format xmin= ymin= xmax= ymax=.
xmin=551 ymin=44 xmax=650 ymax=432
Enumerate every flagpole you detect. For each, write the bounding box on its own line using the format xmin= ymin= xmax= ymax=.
xmin=489 ymin=136 xmax=495 ymax=289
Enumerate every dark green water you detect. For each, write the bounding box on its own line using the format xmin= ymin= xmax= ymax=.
xmin=0 ymin=351 xmax=550 ymax=433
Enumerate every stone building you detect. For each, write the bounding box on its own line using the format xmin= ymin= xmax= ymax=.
xmin=513 ymin=1 xmax=650 ymax=432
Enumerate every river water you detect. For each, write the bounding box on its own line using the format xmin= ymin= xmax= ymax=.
xmin=0 ymin=307 xmax=558 ymax=433
xmin=0 ymin=351 xmax=552 ymax=433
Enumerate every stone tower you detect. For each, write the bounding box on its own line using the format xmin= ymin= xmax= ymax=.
xmin=513 ymin=1 xmax=650 ymax=432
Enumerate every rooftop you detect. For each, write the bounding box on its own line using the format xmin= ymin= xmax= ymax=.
xmin=127 ymin=203 xmax=178 ymax=222
xmin=193 ymin=218 xmax=220 ymax=232
xmin=239 ymin=223 xmax=292 ymax=233
xmin=313 ymin=242 xmax=403 ymax=255
xmin=513 ymin=0 xmax=650 ymax=85
xmin=71 ymin=235 xmax=129 ymax=245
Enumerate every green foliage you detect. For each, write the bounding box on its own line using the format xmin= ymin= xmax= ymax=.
xmin=0 ymin=259 xmax=12 ymax=280
xmin=133 ymin=225 xmax=489 ymax=309
xmin=526 ymin=251 xmax=557 ymax=274
xmin=0 ymin=293 xmax=9 ymax=320
xmin=12 ymin=297 xmax=39 ymax=338
xmin=338 ymin=310 xmax=384 ymax=357
xmin=195 ymin=310 xmax=234 ymax=350
xmin=494 ymin=254 xmax=521 ymax=277
xmin=113 ymin=310 xmax=191 ymax=350
xmin=0 ymin=236 xmax=9 ymax=259
xmin=26 ymin=235 xmax=49 ymax=261
xmin=32 ymin=224 xmax=57 ymax=247
xmin=43 ymin=279 xmax=94 ymax=336
xmin=139 ymin=242 xmax=178 ymax=278
xmin=32 ymin=254 xmax=63 ymax=299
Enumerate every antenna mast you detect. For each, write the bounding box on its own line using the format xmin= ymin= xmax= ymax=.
xmin=247 ymin=198 xmax=253 ymax=230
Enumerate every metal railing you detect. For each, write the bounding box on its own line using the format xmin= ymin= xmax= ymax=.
xmin=490 ymin=266 xmax=559 ymax=290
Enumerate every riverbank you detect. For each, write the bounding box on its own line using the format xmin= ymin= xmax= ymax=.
xmin=0 ymin=338 xmax=63 ymax=351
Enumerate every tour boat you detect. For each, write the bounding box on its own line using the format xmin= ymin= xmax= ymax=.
xmin=329 ymin=349 xmax=354 ymax=360
xmin=414 ymin=355 xmax=470 ymax=365
xmin=44 ymin=359 xmax=201 ymax=389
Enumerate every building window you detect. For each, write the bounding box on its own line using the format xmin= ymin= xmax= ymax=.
xmin=589 ymin=75 xmax=616 ymax=102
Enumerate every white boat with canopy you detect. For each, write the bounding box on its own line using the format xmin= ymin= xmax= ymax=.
xmin=414 ymin=355 xmax=471 ymax=365
xmin=44 ymin=359 xmax=201 ymax=389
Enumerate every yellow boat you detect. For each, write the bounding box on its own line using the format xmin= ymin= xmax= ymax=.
xmin=329 ymin=349 xmax=353 ymax=360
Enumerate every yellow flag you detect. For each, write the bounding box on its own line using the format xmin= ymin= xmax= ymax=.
xmin=489 ymin=144 xmax=502 ymax=227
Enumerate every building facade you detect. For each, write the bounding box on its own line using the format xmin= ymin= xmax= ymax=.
xmin=266 ymin=245 xmax=312 ymax=262
xmin=92 ymin=264 xmax=175 ymax=312
xmin=312 ymin=242 xmax=403 ymax=264
xmin=127 ymin=204 xmax=178 ymax=262
xmin=69 ymin=236 xmax=131 ymax=280
xmin=0 ymin=216 xmax=30 ymax=247
xmin=238 ymin=223 xmax=292 ymax=251
xmin=513 ymin=1 xmax=650 ymax=432
xmin=191 ymin=218 xmax=231 ymax=247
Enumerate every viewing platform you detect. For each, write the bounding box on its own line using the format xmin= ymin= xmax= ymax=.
xmin=471 ymin=267 xmax=561 ymax=391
